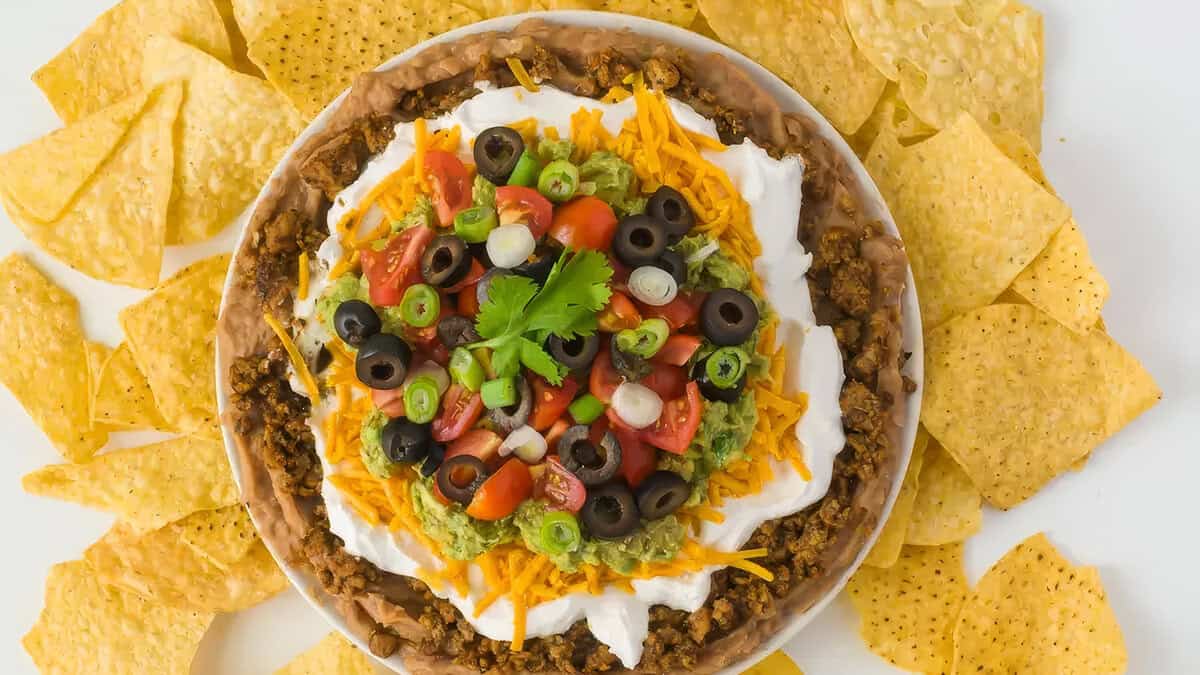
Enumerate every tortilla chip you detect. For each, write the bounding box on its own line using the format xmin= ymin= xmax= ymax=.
xmin=954 ymin=533 xmax=1127 ymax=673
xmin=741 ymin=650 xmax=804 ymax=675
xmin=844 ymin=0 xmax=1045 ymax=149
xmin=698 ymin=0 xmax=886 ymax=135
xmin=922 ymin=304 xmax=1161 ymax=508
xmin=1 ymin=84 xmax=181 ymax=289
xmin=597 ymin=0 xmax=698 ymax=26
xmin=86 ymin=517 xmax=287 ymax=613
xmin=1010 ymin=219 xmax=1110 ymax=334
xmin=213 ymin=0 xmax=260 ymax=75
xmin=22 ymin=560 xmax=213 ymax=674
xmin=906 ymin=439 xmax=982 ymax=545
xmin=248 ymin=0 xmax=482 ymax=118
xmin=989 ymin=126 xmax=1052 ymax=193
xmin=83 ymin=341 xmax=114 ymax=430
xmin=863 ymin=428 xmax=929 ymax=567
xmin=0 ymin=91 xmax=150 ymax=223
xmin=849 ymin=82 xmax=937 ymax=157
xmin=179 ymin=505 xmax=260 ymax=571
xmin=0 ymin=255 xmax=106 ymax=461
xmin=119 ymin=254 xmax=230 ymax=433
xmin=865 ymin=113 xmax=1069 ymax=328
xmin=32 ymin=0 xmax=232 ymax=123
xmin=142 ymin=36 xmax=305 ymax=244
xmin=22 ymin=436 xmax=239 ymax=533
xmin=847 ymin=543 xmax=968 ymax=673
xmin=276 ymin=632 xmax=376 ymax=675
xmin=93 ymin=342 xmax=171 ymax=431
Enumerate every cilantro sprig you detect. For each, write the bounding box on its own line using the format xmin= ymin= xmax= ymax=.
xmin=472 ymin=250 xmax=613 ymax=385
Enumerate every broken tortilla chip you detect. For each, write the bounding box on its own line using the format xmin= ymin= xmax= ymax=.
xmin=32 ymin=0 xmax=232 ymax=123
xmin=742 ymin=650 xmax=804 ymax=675
xmin=863 ymin=428 xmax=929 ymax=568
xmin=906 ymin=439 xmax=982 ymax=545
xmin=849 ymin=81 xmax=937 ymax=157
xmin=698 ymin=0 xmax=886 ymax=135
xmin=276 ymin=632 xmax=377 ymax=675
xmin=989 ymin=126 xmax=1053 ymax=193
xmin=247 ymin=0 xmax=482 ymax=118
xmin=597 ymin=0 xmax=697 ymax=26
xmin=119 ymin=254 xmax=230 ymax=433
xmin=1 ymin=84 xmax=181 ymax=289
xmin=954 ymin=533 xmax=1127 ymax=673
xmin=179 ymin=505 xmax=260 ymax=571
xmin=93 ymin=342 xmax=171 ymax=431
xmin=844 ymin=0 xmax=1045 ymax=149
xmin=142 ymin=36 xmax=305 ymax=244
xmin=1010 ymin=219 xmax=1110 ymax=334
xmin=22 ymin=560 xmax=213 ymax=675
xmin=213 ymin=0 xmax=260 ymax=75
xmin=0 ymin=255 xmax=106 ymax=461
xmin=922 ymin=304 xmax=1160 ymax=507
xmin=478 ymin=0 xmax=598 ymax=16
xmin=865 ymin=113 xmax=1069 ymax=328
xmin=847 ymin=543 xmax=968 ymax=673
xmin=83 ymin=341 xmax=114 ymax=431
xmin=22 ymin=436 xmax=239 ymax=533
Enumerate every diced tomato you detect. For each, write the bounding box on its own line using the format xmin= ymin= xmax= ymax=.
xmin=613 ymin=426 xmax=655 ymax=487
xmin=424 ymin=151 xmax=472 ymax=227
xmin=588 ymin=347 xmax=623 ymax=404
xmin=467 ymin=458 xmax=533 ymax=520
xmin=458 ymin=282 xmax=480 ymax=317
xmin=641 ymin=382 xmax=703 ymax=455
xmin=653 ymin=334 xmax=702 ymax=367
xmin=529 ymin=376 xmax=578 ymax=432
xmin=548 ymin=196 xmax=618 ymax=251
xmin=495 ymin=186 xmax=553 ymax=238
xmin=639 ymin=290 xmax=704 ymax=330
xmin=604 ymin=406 xmax=638 ymax=433
xmin=360 ymin=225 xmax=435 ymax=306
xmin=597 ymin=291 xmax=641 ymax=333
xmin=534 ymin=457 xmax=586 ymax=513
xmin=544 ymin=419 xmax=570 ymax=449
xmin=608 ymin=255 xmax=632 ymax=290
xmin=445 ymin=259 xmax=485 ymax=293
xmin=445 ymin=428 xmax=504 ymax=469
xmin=371 ymin=388 xmax=405 ymax=418
xmin=641 ymin=362 xmax=687 ymax=401
xmin=432 ymin=384 xmax=484 ymax=443
xmin=403 ymin=305 xmax=450 ymax=351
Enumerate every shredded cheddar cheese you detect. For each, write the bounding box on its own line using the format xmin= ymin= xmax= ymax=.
xmin=506 ymin=57 xmax=539 ymax=93
xmin=297 ymin=252 xmax=309 ymax=300
xmin=263 ymin=312 xmax=320 ymax=402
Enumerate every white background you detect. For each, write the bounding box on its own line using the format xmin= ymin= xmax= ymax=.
xmin=0 ymin=1 xmax=1197 ymax=673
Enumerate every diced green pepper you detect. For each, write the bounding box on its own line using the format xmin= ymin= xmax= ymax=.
xmin=453 ymin=205 xmax=498 ymax=243
xmin=568 ymin=394 xmax=606 ymax=425
xmin=481 ymin=377 xmax=518 ymax=409
xmin=404 ymin=377 xmax=442 ymax=424
xmin=507 ymin=150 xmax=540 ymax=187
xmin=449 ymin=347 xmax=485 ymax=392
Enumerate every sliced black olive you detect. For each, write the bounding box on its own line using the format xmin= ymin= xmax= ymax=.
xmin=700 ymin=288 xmax=760 ymax=347
xmin=488 ymin=376 xmax=532 ymax=433
xmin=646 ymin=186 xmax=695 ymax=240
xmin=512 ymin=240 xmax=563 ymax=286
xmin=558 ymin=426 xmax=622 ymax=486
xmin=421 ymin=234 xmax=472 ymax=288
xmin=610 ymin=339 xmax=652 ymax=381
xmin=474 ymin=126 xmax=526 ymax=184
xmin=437 ymin=455 xmax=488 ymax=505
xmin=476 ymin=268 xmax=511 ymax=308
xmin=580 ymin=482 xmax=640 ymax=540
xmin=546 ymin=333 xmax=599 ymax=372
xmin=355 ymin=333 xmax=412 ymax=390
xmin=437 ymin=314 xmax=481 ymax=349
xmin=313 ymin=344 xmax=334 ymax=374
xmin=333 ymin=299 xmax=381 ymax=347
xmin=635 ymin=471 xmax=691 ymax=520
xmin=654 ymin=249 xmax=688 ymax=287
xmin=468 ymin=241 xmax=492 ymax=268
xmin=613 ymin=215 xmax=669 ymax=267
xmin=381 ymin=419 xmax=431 ymax=464
xmin=419 ymin=442 xmax=446 ymax=478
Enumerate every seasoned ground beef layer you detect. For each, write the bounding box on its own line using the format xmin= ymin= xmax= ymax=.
xmin=218 ymin=18 xmax=910 ymax=675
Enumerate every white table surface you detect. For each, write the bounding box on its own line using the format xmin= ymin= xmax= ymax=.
xmin=0 ymin=1 xmax=1197 ymax=673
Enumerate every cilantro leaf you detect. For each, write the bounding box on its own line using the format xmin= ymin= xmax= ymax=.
xmin=475 ymin=274 xmax=538 ymax=340
xmin=491 ymin=339 xmax=522 ymax=379
xmin=518 ymin=338 xmax=565 ymax=385
xmin=524 ymin=250 xmax=613 ymax=339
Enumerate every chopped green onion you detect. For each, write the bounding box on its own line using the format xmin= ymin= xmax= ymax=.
xmin=705 ymin=347 xmax=748 ymax=389
xmin=453 ymin=205 xmax=498 ymax=243
xmin=615 ymin=318 xmax=670 ymax=358
xmin=400 ymin=284 xmax=440 ymax=328
xmin=404 ymin=376 xmax=442 ymax=424
xmin=537 ymin=159 xmax=580 ymax=203
xmin=481 ymin=377 xmax=518 ymax=409
xmin=568 ymin=394 xmax=606 ymax=425
xmin=538 ymin=511 xmax=582 ymax=555
xmin=449 ymin=348 xmax=485 ymax=392
xmin=506 ymin=150 xmax=540 ymax=187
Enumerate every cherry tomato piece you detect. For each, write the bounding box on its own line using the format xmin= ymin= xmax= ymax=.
xmin=638 ymin=290 xmax=704 ymax=330
xmin=445 ymin=259 xmax=485 ymax=294
xmin=597 ymin=291 xmax=641 ymax=333
xmin=457 ymin=282 xmax=481 ymax=317
xmin=466 ymin=458 xmax=533 ymax=520
xmin=495 ymin=186 xmax=554 ymax=238
xmin=652 ymin=334 xmax=703 ymax=367
xmin=641 ymin=362 xmax=687 ymax=401
xmin=425 ymin=151 xmax=472 ymax=227
xmin=529 ymin=376 xmax=578 ymax=431
xmin=588 ymin=347 xmax=623 ymax=404
xmin=534 ymin=457 xmax=587 ymax=513
xmin=432 ymin=384 xmax=484 ymax=443
xmin=613 ymin=426 xmax=655 ymax=488
xmin=371 ymin=388 xmax=405 ymax=418
xmin=641 ymin=382 xmax=703 ymax=455
xmin=360 ymin=226 xmax=435 ymax=306
xmin=549 ymin=196 xmax=619 ymax=251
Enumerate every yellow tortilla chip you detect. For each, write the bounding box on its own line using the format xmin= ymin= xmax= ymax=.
xmin=0 ymin=91 xmax=150 ymax=223
xmin=741 ymin=650 xmax=804 ymax=675
xmin=119 ymin=254 xmax=230 ymax=432
xmin=230 ymin=0 xmax=278 ymax=42
xmin=32 ymin=0 xmax=232 ymax=123
xmin=1 ymin=84 xmax=181 ymax=289
xmin=865 ymin=113 xmax=1069 ymax=328
xmin=906 ymin=439 xmax=982 ymax=545
xmin=598 ymin=0 xmax=698 ymax=26
xmin=847 ymin=543 xmax=968 ymax=673
xmin=863 ymin=428 xmax=929 ymax=568
xmin=844 ymin=0 xmax=1045 ymax=149
xmin=1010 ymin=219 xmax=1110 ymax=335
xmin=22 ymin=436 xmax=239 ymax=533
xmin=142 ymin=36 xmax=305 ymax=244
xmin=989 ymin=126 xmax=1053 ymax=193
xmin=954 ymin=533 xmax=1127 ymax=673
xmin=276 ymin=632 xmax=376 ymax=675
xmin=86 ymin=518 xmax=287 ymax=613
xmin=22 ymin=560 xmax=213 ymax=675
xmin=213 ymin=0 xmax=260 ymax=75
xmin=83 ymin=341 xmax=115 ymax=431
xmin=0 ymin=255 xmax=106 ymax=462
xmin=698 ymin=0 xmax=886 ymax=135
xmin=248 ymin=0 xmax=482 ymax=118
xmin=179 ymin=505 xmax=260 ymax=571
xmin=93 ymin=342 xmax=171 ymax=431
xmin=922 ymin=304 xmax=1161 ymax=508
xmin=849 ymin=82 xmax=937 ymax=158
